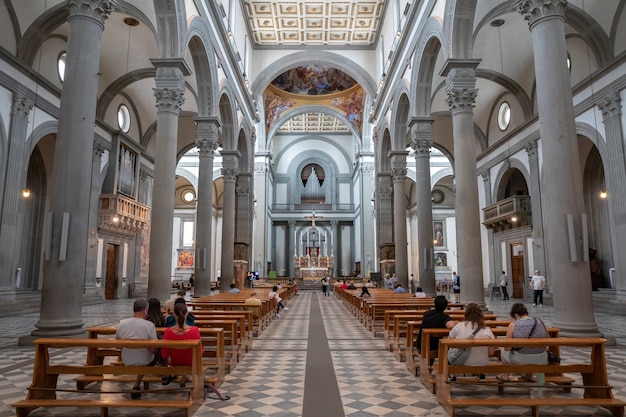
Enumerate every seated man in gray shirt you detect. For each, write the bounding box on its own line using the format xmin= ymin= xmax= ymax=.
xmin=116 ymin=298 xmax=158 ymax=399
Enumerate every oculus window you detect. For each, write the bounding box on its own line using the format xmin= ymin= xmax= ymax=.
xmin=497 ymin=101 xmax=511 ymax=131
xmin=117 ymin=104 xmax=131 ymax=133
xmin=57 ymin=52 xmax=66 ymax=82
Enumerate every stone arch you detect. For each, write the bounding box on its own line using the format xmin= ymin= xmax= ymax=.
xmin=185 ymin=17 xmax=220 ymax=116
xmin=492 ymin=158 xmax=531 ymax=202
xmin=391 ymin=88 xmax=411 ymax=149
xmin=287 ymin=148 xmax=341 ymax=206
xmin=19 ymin=1 xmax=157 ymax=65
xmin=218 ymin=82 xmax=238 ymax=150
xmin=267 ymin=105 xmax=361 ymax=146
xmin=476 ymin=69 xmax=533 ymax=119
xmin=251 ymin=51 xmax=377 ymax=99
xmin=410 ymin=18 xmax=446 ymax=117
xmin=153 ymin=0 xmax=188 ymax=58
xmin=443 ymin=0 xmax=478 ymax=58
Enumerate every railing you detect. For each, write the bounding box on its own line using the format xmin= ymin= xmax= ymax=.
xmin=98 ymin=194 xmax=150 ymax=235
xmin=272 ymin=203 xmax=355 ymax=212
xmin=482 ymin=195 xmax=531 ymax=230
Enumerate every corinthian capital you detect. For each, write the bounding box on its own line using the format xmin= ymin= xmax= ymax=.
xmin=222 ymin=167 xmax=238 ymax=182
xmin=67 ymin=0 xmax=118 ymax=25
xmin=153 ymin=88 xmax=185 ymax=114
xmin=11 ymin=92 xmax=33 ymax=119
xmin=598 ymin=92 xmax=622 ymax=121
xmin=518 ymin=0 xmax=567 ymax=28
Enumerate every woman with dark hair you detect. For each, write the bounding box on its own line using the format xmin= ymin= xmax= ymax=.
xmin=498 ymin=303 xmax=548 ymax=383
xmin=161 ymin=302 xmax=202 ymax=387
xmin=359 ymin=286 xmax=371 ymax=298
xmin=146 ymin=298 xmax=166 ymax=328
xmin=448 ymin=303 xmax=495 ymax=377
xmin=268 ymin=285 xmax=288 ymax=318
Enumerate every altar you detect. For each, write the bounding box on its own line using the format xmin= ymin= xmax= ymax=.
xmin=294 ymin=253 xmax=333 ymax=280
xmin=300 ymin=267 xmax=329 ymax=279
xmin=294 ymin=210 xmax=334 ymax=279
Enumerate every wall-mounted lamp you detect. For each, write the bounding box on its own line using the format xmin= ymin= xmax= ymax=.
xmin=511 ymin=216 xmax=518 ymax=223
xmin=22 ymin=188 xmax=31 ymax=198
xmin=599 ymin=191 xmax=608 ymax=199
xmin=112 ymin=215 xmax=120 ymax=223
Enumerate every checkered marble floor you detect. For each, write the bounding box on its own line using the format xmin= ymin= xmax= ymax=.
xmin=0 ymin=292 xmax=625 ymax=417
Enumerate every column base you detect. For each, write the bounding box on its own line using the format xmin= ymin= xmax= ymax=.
xmin=26 ymin=319 xmax=86 ymax=342
xmin=551 ymin=321 xmax=603 ymax=338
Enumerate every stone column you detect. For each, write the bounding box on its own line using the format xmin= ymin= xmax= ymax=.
xmin=193 ymin=117 xmax=220 ymax=296
xmin=288 ymin=220 xmax=296 ymax=277
xmin=518 ymin=0 xmax=600 ymax=336
xmin=147 ymin=59 xmax=189 ymax=302
xmin=391 ymin=151 xmax=409 ymax=288
xmin=0 ymin=92 xmax=33 ymax=289
xmin=331 ymin=220 xmax=338 ymax=277
xmin=31 ymin=0 xmax=117 ymax=338
xmin=598 ymin=92 xmax=626 ymax=298
xmin=440 ymin=59 xmax=484 ymax=305
xmin=409 ymin=118 xmax=436 ymax=295
xmin=234 ymin=179 xmax=252 ymax=286
xmin=377 ymin=176 xmax=394 ymax=276
xmin=220 ymin=151 xmax=239 ymax=289
xmin=525 ymin=139 xmax=547 ymax=281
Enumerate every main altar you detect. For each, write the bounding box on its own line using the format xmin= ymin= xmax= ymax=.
xmin=294 ymin=210 xmax=334 ymax=279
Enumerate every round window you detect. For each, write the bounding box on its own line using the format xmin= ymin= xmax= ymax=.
xmin=182 ymin=190 xmax=196 ymax=203
xmin=57 ymin=51 xmax=66 ymax=82
xmin=117 ymin=104 xmax=131 ymax=133
xmin=497 ymin=101 xmax=511 ymax=131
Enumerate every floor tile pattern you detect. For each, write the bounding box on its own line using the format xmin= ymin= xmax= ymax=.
xmin=0 ymin=292 xmax=624 ymax=417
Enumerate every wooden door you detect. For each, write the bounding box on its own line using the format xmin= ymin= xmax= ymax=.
xmin=105 ymin=244 xmax=118 ymax=300
xmin=510 ymin=242 xmax=525 ymax=298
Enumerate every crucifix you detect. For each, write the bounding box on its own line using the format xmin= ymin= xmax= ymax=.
xmin=304 ymin=210 xmax=323 ymax=257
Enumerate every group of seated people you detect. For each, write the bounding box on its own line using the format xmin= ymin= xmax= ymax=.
xmin=416 ymin=296 xmax=549 ymax=382
xmin=115 ymin=291 xmax=198 ymax=399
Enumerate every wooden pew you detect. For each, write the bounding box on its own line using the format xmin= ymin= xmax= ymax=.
xmin=12 ymin=338 xmax=207 ymax=417
xmin=435 ymin=337 xmax=625 ymax=417
xmin=419 ymin=325 xmax=562 ymax=394
xmin=83 ymin=326 xmax=226 ymax=388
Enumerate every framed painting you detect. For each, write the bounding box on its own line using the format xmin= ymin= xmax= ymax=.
xmin=434 ymin=252 xmax=448 ymax=267
xmin=433 ymin=221 xmax=444 ymax=247
xmin=177 ymin=249 xmax=194 ymax=269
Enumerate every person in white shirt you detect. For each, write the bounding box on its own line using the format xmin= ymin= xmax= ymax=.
xmin=500 ymin=271 xmax=510 ymax=300
xmin=448 ymin=303 xmax=495 ymax=380
xmin=530 ymin=270 xmax=546 ymax=306
xmin=269 ymin=285 xmax=288 ymax=318
xmin=116 ymin=298 xmax=158 ymax=399
xmin=414 ymin=286 xmax=427 ymax=298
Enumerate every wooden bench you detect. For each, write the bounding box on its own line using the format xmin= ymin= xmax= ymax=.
xmin=418 ymin=325 xmax=562 ymax=394
xmin=13 ymin=338 xmax=207 ymax=417
xmin=83 ymin=326 xmax=226 ymax=388
xmin=435 ymin=337 xmax=625 ymax=417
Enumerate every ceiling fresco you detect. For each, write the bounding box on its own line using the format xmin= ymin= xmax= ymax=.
xmin=271 ymin=65 xmax=358 ymax=95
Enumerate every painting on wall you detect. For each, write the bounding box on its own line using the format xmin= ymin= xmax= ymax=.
xmin=177 ymin=249 xmax=194 ymax=269
xmin=434 ymin=252 xmax=448 ymax=267
xmin=433 ymin=221 xmax=444 ymax=247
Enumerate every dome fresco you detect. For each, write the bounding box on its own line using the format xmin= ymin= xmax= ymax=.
xmin=271 ymin=65 xmax=358 ymax=95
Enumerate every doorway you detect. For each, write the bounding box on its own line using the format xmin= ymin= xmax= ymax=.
xmin=105 ymin=243 xmax=118 ymax=300
xmin=510 ymin=242 xmax=525 ymax=298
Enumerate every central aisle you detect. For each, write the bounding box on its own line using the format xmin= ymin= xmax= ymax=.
xmin=202 ymin=291 xmax=448 ymax=417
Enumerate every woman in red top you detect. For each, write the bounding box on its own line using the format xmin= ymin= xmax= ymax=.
xmin=161 ymin=302 xmax=202 ymax=387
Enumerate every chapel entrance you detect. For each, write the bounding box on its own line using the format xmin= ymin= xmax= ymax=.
xmin=105 ymin=244 xmax=119 ymax=300
xmin=510 ymin=242 xmax=525 ymax=298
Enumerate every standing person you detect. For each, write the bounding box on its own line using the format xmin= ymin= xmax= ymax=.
xmin=115 ymin=298 xmax=158 ymax=399
xmin=448 ymin=303 xmax=495 ymax=380
xmin=452 ymin=272 xmax=461 ymax=303
xmin=530 ymin=270 xmax=546 ymax=306
xmin=321 ymin=275 xmax=330 ymax=297
xmin=383 ymin=274 xmax=391 ymax=289
xmin=389 ymin=273 xmax=399 ymax=287
xmin=188 ymin=274 xmax=195 ymax=297
xmin=415 ymin=295 xmax=457 ymax=358
xmin=161 ymin=302 xmax=202 ymax=387
xmin=500 ymin=271 xmax=510 ymax=300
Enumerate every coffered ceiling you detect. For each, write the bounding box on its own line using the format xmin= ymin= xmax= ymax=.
xmin=243 ymin=0 xmax=385 ymax=47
